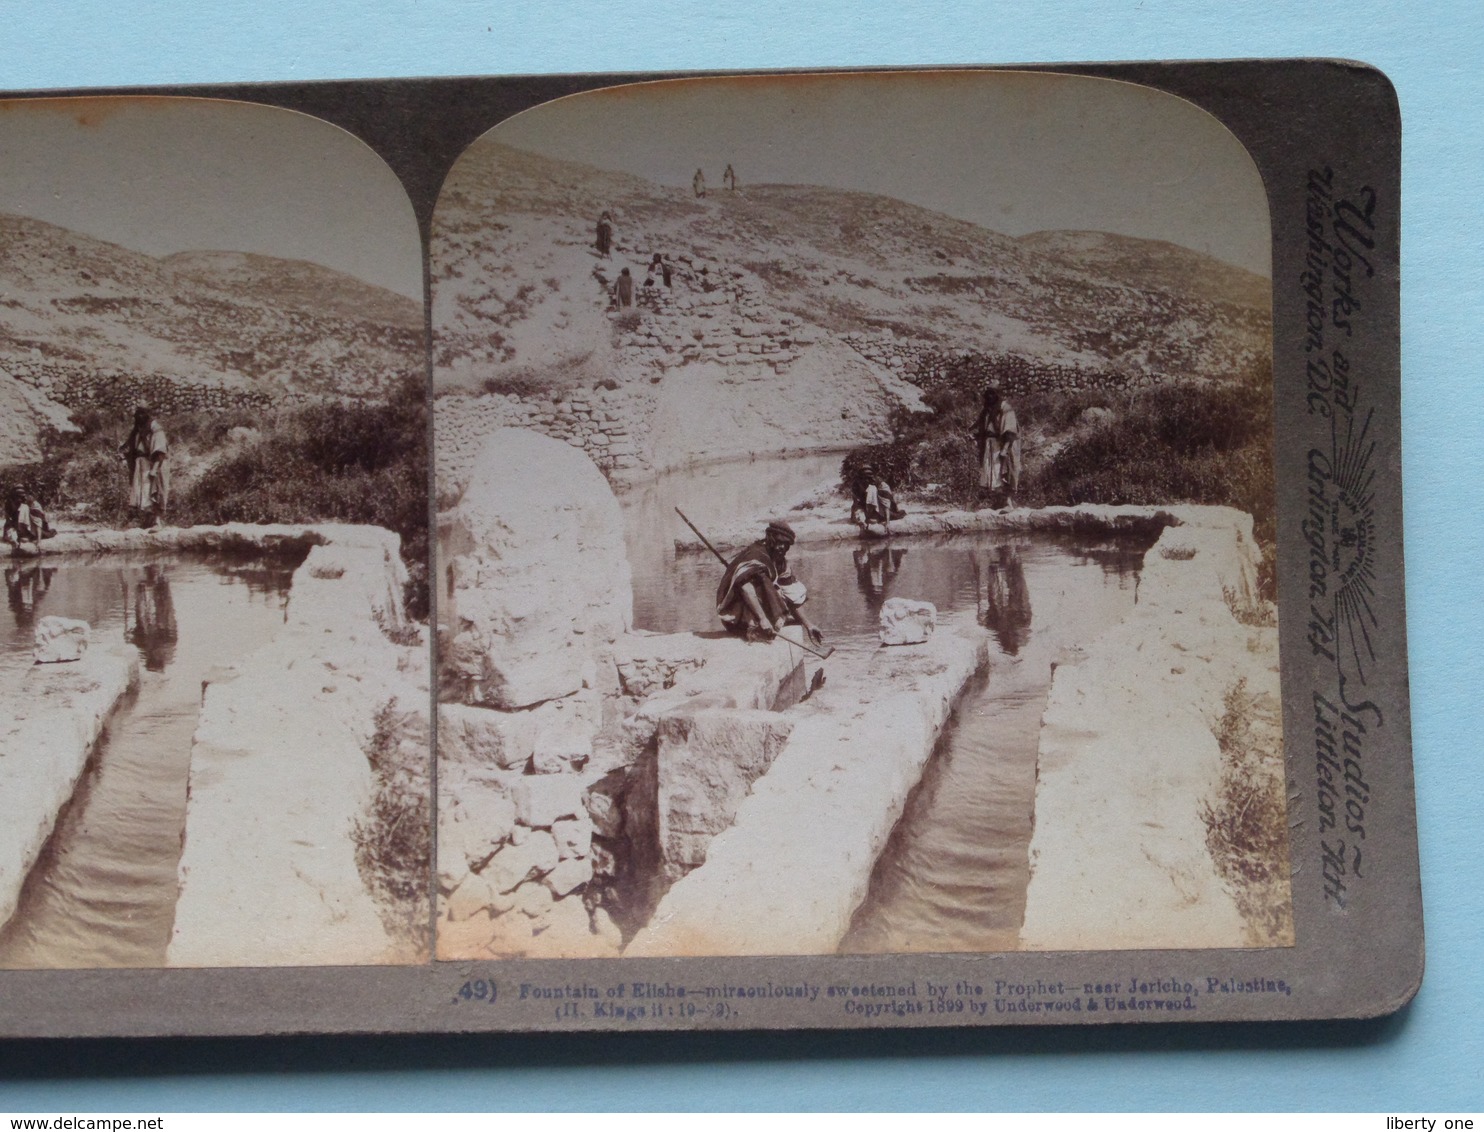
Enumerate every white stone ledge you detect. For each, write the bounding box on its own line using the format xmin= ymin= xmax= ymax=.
xmin=167 ymin=526 xmax=422 ymax=968
xmin=677 ymin=500 xmax=1255 ymax=556
xmin=1020 ymin=517 xmax=1276 ymax=951
xmin=627 ymin=614 xmax=992 ymax=957
xmin=0 ymin=638 xmax=139 ymax=930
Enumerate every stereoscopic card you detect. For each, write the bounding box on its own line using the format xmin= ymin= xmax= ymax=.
xmin=0 ymin=59 xmax=1416 ymax=1036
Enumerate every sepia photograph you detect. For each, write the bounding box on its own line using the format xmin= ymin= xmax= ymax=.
xmin=431 ymin=70 xmax=1290 ymax=962
xmin=0 ymin=96 xmax=432 ymax=969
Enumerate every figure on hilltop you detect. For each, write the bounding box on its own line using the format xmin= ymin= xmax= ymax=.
xmin=723 ymin=163 xmax=737 ymax=192
xmin=693 ymin=168 xmax=706 ymax=198
xmin=120 ymin=405 xmax=169 ymax=528
xmin=974 ymin=387 xmax=1021 ymax=510
xmin=595 ymin=210 xmax=613 ymax=257
xmin=716 ymin=520 xmax=825 ymax=647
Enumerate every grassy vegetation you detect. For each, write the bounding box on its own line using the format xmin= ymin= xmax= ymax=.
xmin=10 ymin=374 xmax=429 ymax=617
xmin=351 ymin=699 xmax=433 ymax=959
xmin=842 ymin=358 xmax=1276 ymax=598
xmin=1200 ymin=678 xmax=1294 ymax=947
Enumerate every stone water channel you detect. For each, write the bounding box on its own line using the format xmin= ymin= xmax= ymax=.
xmin=618 ymin=455 xmax=1153 ymax=952
xmin=0 ymin=554 xmax=295 ymax=968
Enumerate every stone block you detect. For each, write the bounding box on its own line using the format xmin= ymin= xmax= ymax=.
xmin=513 ymin=881 xmax=554 ymax=919
xmin=879 ymin=597 xmax=937 ymax=646
xmin=439 ymin=789 xmax=517 ymax=870
xmin=530 ymin=718 xmax=595 ymax=774
xmin=486 ymin=910 xmax=535 ymax=955
xmin=544 ymin=856 xmax=593 ymax=897
xmin=484 ymin=831 xmax=560 ymax=893
xmin=552 ymin=814 xmax=594 ymax=859
xmin=437 ymin=703 xmax=531 ymax=770
xmin=444 ymin=870 xmax=501 ymax=922
xmin=584 ymin=776 xmax=627 ymax=839
xmin=534 ymin=897 xmax=619 ymax=958
xmin=657 ymin=708 xmax=794 ymax=874
xmin=443 ymin=429 xmax=633 ymax=710
xmin=34 ymin=616 xmax=89 ymax=664
xmin=511 ymin=773 xmax=585 ymax=827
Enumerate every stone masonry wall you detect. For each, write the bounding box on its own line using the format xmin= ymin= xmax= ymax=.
xmin=436 ymin=256 xmax=858 ymax=494
xmin=841 ymin=333 xmax=1165 ymax=399
xmin=5 ymin=357 xmax=360 ymax=421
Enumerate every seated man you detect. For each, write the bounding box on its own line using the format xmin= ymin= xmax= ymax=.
xmin=1 ymin=488 xmax=21 ymax=547
xmin=3 ymin=488 xmax=50 ymax=549
xmin=850 ymin=466 xmax=904 ymax=533
xmin=715 ymin=520 xmax=825 ymax=645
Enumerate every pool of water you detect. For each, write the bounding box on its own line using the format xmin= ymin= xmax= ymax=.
xmin=618 ymin=460 xmax=1153 ymax=954
xmin=0 ymin=555 xmax=295 ymax=969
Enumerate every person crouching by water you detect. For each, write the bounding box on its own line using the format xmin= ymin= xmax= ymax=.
xmin=716 ymin=520 xmax=825 ymax=646
xmin=975 ymin=386 xmax=1022 ymax=509
xmin=850 ymin=464 xmax=904 ymax=534
xmin=3 ymin=485 xmax=56 ymax=549
xmin=120 ymin=405 xmax=169 ymax=528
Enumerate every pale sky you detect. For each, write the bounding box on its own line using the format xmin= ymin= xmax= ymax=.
xmin=492 ymin=70 xmax=1272 ymax=278
xmin=0 ymin=96 xmax=422 ymax=300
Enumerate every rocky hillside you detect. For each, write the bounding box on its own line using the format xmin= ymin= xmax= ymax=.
xmin=0 ymin=212 xmax=424 ymax=467
xmin=431 ymin=142 xmax=1271 ymax=479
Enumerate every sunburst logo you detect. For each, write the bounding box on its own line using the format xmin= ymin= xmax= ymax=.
xmin=1328 ymin=403 xmax=1378 ymax=687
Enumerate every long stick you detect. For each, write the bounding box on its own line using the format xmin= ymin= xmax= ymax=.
xmin=674 ymin=507 xmax=834 ymax=661
xmin=675 ymin=506 xmax=728 ymax=566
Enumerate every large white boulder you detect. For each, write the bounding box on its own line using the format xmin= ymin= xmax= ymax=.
xmin=442 ymin=428 xmax=632 ymax=709
xmin=33 ymin=616 xmax=90 ymax=664
xmin=878 ymin=597 xmax=937 ymax=646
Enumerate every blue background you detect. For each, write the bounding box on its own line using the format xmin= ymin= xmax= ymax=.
xmin=0 ymin=0 xmax=1479 ymax=1112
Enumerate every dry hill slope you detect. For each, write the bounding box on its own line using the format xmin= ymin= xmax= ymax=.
xmin=430 ymin=142 xmax=1271 ymax=480
xmin=433 ymin=141 xmax=1269 ymax=385
xmin=0 ymin=213 xmax=424 ymax=459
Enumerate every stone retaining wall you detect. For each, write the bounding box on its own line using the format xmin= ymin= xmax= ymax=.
xmin=0 ymin=637 xmax=140 ymax=932
xmin=435 ymin=387 xmax=652 ymax=497
xmin=841 ymin=333 xmax=1168 ymax=398
xmin=5 ymin=360 xmax=375 ymax=422
xmin=436 ymin=630 xmax=803 ymax=960
xmin=435 ymin=258 xmax=905 ymax=493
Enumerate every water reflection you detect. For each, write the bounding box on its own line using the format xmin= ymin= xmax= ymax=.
xmin=0 ymin=556 xmax=297 ymax=969
xmin=1068 ymin=538 xmax=1147 ymax=581
xmin=852 ymin=544 xmax=908 ymax=615
xmin=5 ymin=565 xmax=55 ymax=631
xmin=973 ymin=543 xmax=1032 ymax=656
xmin=123 ymin=564 xmax=178 ymax=672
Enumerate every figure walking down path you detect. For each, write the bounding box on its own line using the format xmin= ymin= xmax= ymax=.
xmin=613 ymin=267 xmax=635 ymax=308
xmin=975 ymin=387 xmax=1022 ymax=509
xmin=120 ymin=405 xmax=169 ymax=527
xmin=595 ymin=210 xmax=613 ymax=256
xmin=723 ymin=163 xmax=737 ymax=191
xmin=693 ymin=168 xmax=707 ymax=198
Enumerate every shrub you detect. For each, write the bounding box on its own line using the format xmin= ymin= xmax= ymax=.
xmin=1200 ymin=678 xmax=1293 ymax=946
xmin=844 ymin=362 xmax=1277 ymax=598
xmin=172 ymin=374 xmax=430 ymax=617
xmin=351 ymin=699 xmax=432 ymax=958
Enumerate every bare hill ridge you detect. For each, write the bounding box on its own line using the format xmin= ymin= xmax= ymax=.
xmin=0 ymin=211 xmax=424 ymax=466
xmin=433 ymin=141 xmax=1270 ymax=392
xmin=162 ymin=251 xmax=422 ymax=330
